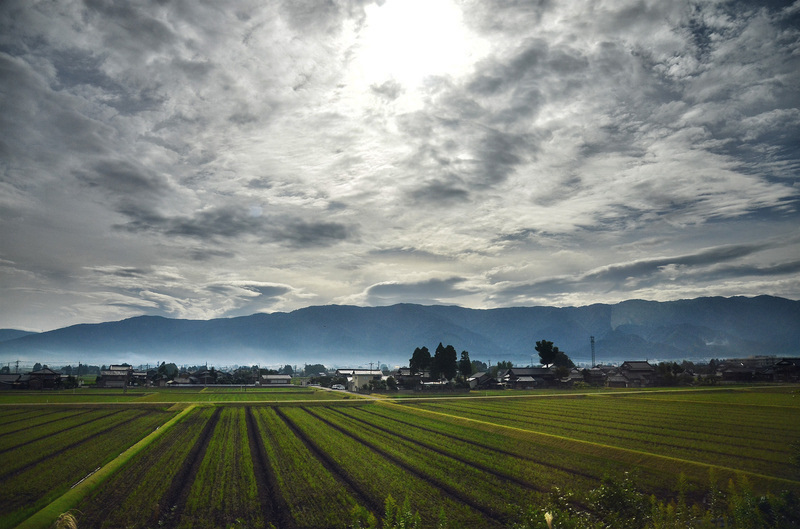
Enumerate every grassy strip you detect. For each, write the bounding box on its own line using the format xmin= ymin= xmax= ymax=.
xmin=15 ymin=404 xmax=196 ymax=529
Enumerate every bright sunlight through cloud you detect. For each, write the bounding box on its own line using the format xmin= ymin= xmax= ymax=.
xmin=352 ymin=0 xmax=488 ymax=89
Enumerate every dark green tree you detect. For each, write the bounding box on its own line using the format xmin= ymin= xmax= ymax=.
xmin=470 ymin=360 xmax=488 ymax=373
xmin=535 ymin=340 xmax=560 ymax=367
xmin=431 ymin=343 xmax=458 ymax=380
xmin=409 ymin=346 xmax=431 ymax=374
xmin=304 ymin=363 xmax=327 ymax=376
xmin=459 ymin=350 xmax=473 ymax=377
xmin=553 ymin=350 xmax=575 ymax=368
xmin=279 ymin=364 xmax=294 ymax=375
xmin=158 ymin=362 xmax=178 ymax=380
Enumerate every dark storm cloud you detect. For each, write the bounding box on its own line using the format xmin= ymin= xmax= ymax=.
xmin=369 ymin=247 xmax=453 ymax=262
xmin=115 ymin=204 xmax=356 ymax=248
xmin=580 ymin=242 xmax=776 ymax=284
xmin=0 ymin=53 xmax=113 ymax=161
xmin=493 ymin=240 xmax=792 ymax=301
xmin=366 ymin=277 xmax=476 ymax=304
xmin=79 ymin=160 xmax=172 ymax=198
xmin=92 ymin=266 xmax=149 ymax=278
xmin=408 ymin=179 xmax=470 ymax=204
xmin=188 ymin=248 xmax=236 ymax=261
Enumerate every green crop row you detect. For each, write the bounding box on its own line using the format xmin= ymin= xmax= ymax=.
xmin=0 ymin=408 xmax=88 ymax=439
xmin=176 ymin=408 xmax=263 ymax=528
xmin=387 ymin=400 xmax=796 ymax=497
xmin=0 ymin=407 xmax=176 ymax=529
xmin=335 ymin=405 xmax=603 ymax=495
xmin=250 ymin=406 xmax=359 ymax=528
xmin=0 ymin=409 xmax=144 ymax=477
xmin=0 ymin=409 xmax=118 ymax=453
xmin=7 ymin=387 xmax=799 ymax=529
xmin=279 ymin=406 xmax=497 ymax=528
xmin=309 ymin=405 xmax=545 ymax=520
xmin=75 ymin=406 xmax=217 ymax=529
xmin=410 ymin=397 xmax=799 ymax=479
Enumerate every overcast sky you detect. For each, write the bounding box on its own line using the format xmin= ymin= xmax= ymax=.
xmin=1 ymin=0 xmax=799 ymax=332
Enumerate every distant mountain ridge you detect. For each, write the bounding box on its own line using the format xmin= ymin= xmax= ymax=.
xmin=0 ymin=296 xmax=797 ymax=367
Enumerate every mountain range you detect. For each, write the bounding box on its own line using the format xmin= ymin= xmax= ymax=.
xmin=0 ymin=295 xmax=798 ymax=369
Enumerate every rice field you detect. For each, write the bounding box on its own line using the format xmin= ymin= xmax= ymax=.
xmin=1 ymin=385 xmax=798 ymax=528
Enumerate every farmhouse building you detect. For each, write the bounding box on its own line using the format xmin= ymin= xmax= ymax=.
xmin=261 ymin=374 xmax=293 ymax=386
xmin=467 ymin=371 xmax=499 ymax=390
xmin=97 ymin=365 xmax=133 ymax=388
xmin=0 ymin=374 xmax=19 ymax=390
xmin=500 ymin=367 xmax=556 ymax=389
xmin=335 ymin=368 xmax=383 ymax=391
xmin=618 ymin=361 xmax=656 ymax=387
xmin=28 ymin=367 xmax=61 ymax=390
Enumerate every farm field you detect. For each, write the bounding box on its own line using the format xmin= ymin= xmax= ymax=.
xmin=0 ymin=386 xmax=349 ymax=405
xmin=2 ymin=385 xmax=799 ymax=529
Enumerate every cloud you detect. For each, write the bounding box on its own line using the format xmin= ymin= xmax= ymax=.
xmin=365 ymin=277 xmax=478 ymax=305
xmin=0 ymin=0 xmax=798 ymax=332
xmin=490 ymin=238 xmax=800 ymax=304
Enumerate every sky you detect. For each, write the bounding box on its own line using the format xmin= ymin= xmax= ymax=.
xmin=1 ymin=0 xmax=799 ymax=332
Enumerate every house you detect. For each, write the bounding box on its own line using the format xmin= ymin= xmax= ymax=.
xmin=28 ymin=367 xmax=61 ymax=390
xmin=168 ymin=376 xmax=197 ymax=386
xmin=618 ymin=361 xmax=656 ymax=387
xmin=393 ymin=368 xmax=435 ymax=389
xmin=561 ymin=368 xmax=585 ymax=387
xmin=720 ymin=364 xmax=755 ymax=382
xmin=131 ymin=371 xmax=149 ymax=386
xmin=97 ymin=365 xmax=133 ymax=388
xmin=0 ymin=374 xmax=19 ymax=390
xmin=501 ymin=367 xmax=556 ymax=389
xmin=774 ymin=358 xmax=800 ymax=382
xmin=335 ymin=369 xmax=383 ymax=391
xmin=467 ymin=371 xmax=500 ymax=390
xmin=606 ymin=373 xmax=630 ymax=388
xmin=261 ymin=374 xmax=293 ymax=386
xmin=584 ymin=367 xmax=608 ymax=386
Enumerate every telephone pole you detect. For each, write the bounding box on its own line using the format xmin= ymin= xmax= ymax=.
xmin=590 ymin=336 xmax=596 ymax=367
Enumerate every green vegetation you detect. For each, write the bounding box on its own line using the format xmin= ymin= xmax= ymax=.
xmin=2 ymin=386 xmax=798 ymax=529
xmin=0 ymin=406 xmax=176 ymax=529
xmin=0 ymin=386 xmax=347 ymax=404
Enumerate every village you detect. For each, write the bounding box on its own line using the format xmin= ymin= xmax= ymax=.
xmin=1 ymin=354 xmax=799 ymax=392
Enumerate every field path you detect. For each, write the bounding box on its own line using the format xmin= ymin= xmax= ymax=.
xmin=14 ymin=405 xmax=196 ymax=529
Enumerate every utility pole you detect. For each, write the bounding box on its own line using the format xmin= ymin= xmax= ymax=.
xmin=590 ymin=336 xmax=596 ymax=367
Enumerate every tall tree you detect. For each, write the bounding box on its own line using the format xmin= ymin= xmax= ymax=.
xmin=535 ymin=340 xmax=560 ymax=368
xmin=459 ymin=350 xmax=473 ymax=377
xmin=553 ymin=350 xmax=575 ymax=368
xmin=432 ymin=343 xmax=458 ymax=380
xmin=409 ymin=346 xmax=431 ymax=374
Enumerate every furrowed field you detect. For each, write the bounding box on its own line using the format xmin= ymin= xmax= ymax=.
xmin=1 ymin=386 xmax=799 ymax=529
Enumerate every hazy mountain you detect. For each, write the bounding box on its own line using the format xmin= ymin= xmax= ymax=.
xmin=0 ymin=296 xmax=797 ymax=368
xmin=0 ymin=329 xmax=38 ymax=343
